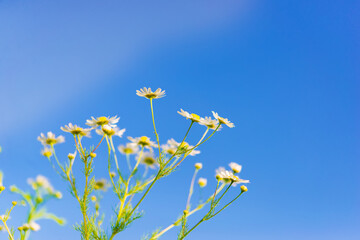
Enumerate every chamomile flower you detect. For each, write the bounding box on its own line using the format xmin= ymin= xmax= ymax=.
xmin=128 ymin=136 xmax=157 ymax=149
xmin=140 ymin=153 xmax=159 ymax=169
xmin=161 ymin=138 xmax=179 ymax=155
xmin=229 ymin=162 xmax=242 ymax=173
xmin=86 ymin=116 xmax=119 ymax=128
xmin=96 ymin=125 xmax=126 ymax=138
xmin=28 ymin=175 xmax=53 ymax=192
xmin=177 ymin=109 xmax=201 ymax=122
xmin=94 ymin=179 xmax=109 ymax=191
xmin=215 ymin=168 xmax=249 ymax=185
xmin=61 ymin=123 xmax=91 ymax=137
xmin=29 ymin=222 xmax=41 ymax=231
xmin=211 ymin=111 xmax=234 ymax=128
xmin=199 ymin=117 xmax=222 ymax=130
xmin=118 ymin=143 xmax=139 ymax=155
xmin=198 ymin=178 xmax=207 ymax=187
xmin=37 ymin=132 xmax=65 ymax=146
xmin=136 ymin=87 xmax=166 ymax=99
xmin=41 ymin=147 xmax=53 ymax=158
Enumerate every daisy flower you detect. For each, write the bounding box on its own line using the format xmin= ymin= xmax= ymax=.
xmin=198 ymin=178 xmax=207 ymax=188
xmin=136 ymin=87 xmax=166 ymax=99
xmin=215 ymin=168 xmax=249 ymax=185
xmin=128 ymin=136 xmax=157 ymax=149
xmin=199 ymin=116 xmax=222 ymax=130
xmin=178 ymin=109 xmax=201 ymax=122
xmin=41 ymin=147 xmax=53 ymax=158
xmin=61 ymin=123 xmax=91 ymax=137
xmin=29 ymin=222 xmax=41 ymax=231
xmin=229 ymin=162 xmax=242 ymax=173
xmin=94 ymin=179 xmax=109 ymax=191
xmin=86 ymin=116 xmax=119 ymax=128
xmin=195 ymin=162 xmax=203 ymax=170
xmin=37 ymin=132 xmax=65 ymax=146
xmin=96 ymin=125 xmax=125 ymax=138
xmin=118 ymin=143 xmax=139 ymax=155
xmin=139 ymin=152 xmax=159 ymax=169
xmin=162 ymin=139 xmax=200 ymax=156
xmin=212 ymin=111 xmax=235 ymax=128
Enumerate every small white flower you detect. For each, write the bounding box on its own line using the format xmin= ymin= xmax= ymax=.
xmin=215 ymin=168 xmax=249 ymax=185
xmin=61 ymin=123 xmax=91 ymax=137
xmin=212 ymin=111 xmax=234 ymax=128
xmin=198 ymin=177 xmax=207 ymax=187
xmin=29 ymin=222 xmax=41 ymax=231
xmin=139 ymin=152 xmax=159 ymax=169
xmin=136 ymin=87 xmax=166 ymax=99
xmin=199 ymin=117 xmax=222 ymax=130
xmin=229 ymin=162 xmax=242 ymax=173
xmin=178 ymin=109 xmax=201 ymax=122
xmin=118 ymin=143 xmax=139 ymax=155
xmin=128 ymin=136 xmax=157 ymax=149
xmin=86 ymin=116 xmax=119 ymax=128
xmin=37 ymin=132 xmax=65 ymax=146
xmin=41 ymin=147 xmax=52 ymax=158
xmin=96 ymin=125 xmax=125 ymax=138
xmin=162 ymin=139 xmax=200 ymax=156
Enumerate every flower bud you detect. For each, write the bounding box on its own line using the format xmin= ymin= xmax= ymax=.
xmin=89 ymin=152 xmax=96 ymax=158
xmin=55 ymin=192 xmax=63 ymax=199
xmin=68 ymin=153 xmax=76 ymax=161
xmin=240 ymin=185 xmax=248 ymax=192
xmin=198 ymin=178 xmax=207 ymax=188
xmin=183 ymin=210 xmax=189 ymax=215
xmin=91 ymin=196 xmax=97 ymax=202
xmin=12 ymin=201 xmax=17 ymax=206
xmin=0 ymin=186 xmax=5 ymax=192
xmin=110 ymin=172 xmax=116 ymax=178
xmin=195 ymin=163 xmax=203 ymax=170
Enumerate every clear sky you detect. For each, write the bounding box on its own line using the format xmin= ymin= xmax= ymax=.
xmin=0 ymin=0 xmax=359 ymax=239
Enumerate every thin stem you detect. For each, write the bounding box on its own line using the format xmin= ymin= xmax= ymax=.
xmin=150 ymin=99 xmax=162 ymax=159
xmin=50 ymin=145 xmax=65 ymax=172
xmin=91 ymin=135 xmax=105 ymax=155
xmin=153 ymin=183 xmax=226 ymax=239
xmin=186 ymin=169 xmax=198 ymax=210
xmin=126 ymin=154 xmax=132 ymax=171
xmin=1 ymin=219 xmax=14 ymax=240
xmin=109 ymin=136 xmax=120 ymax=171
xmin=210 ymin=192 xmax=244 ymax=219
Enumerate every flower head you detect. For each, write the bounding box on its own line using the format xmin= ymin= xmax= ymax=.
xmin=61 ymin=123 xmax=91 ymax=137
xmin=140 ymin=152 xmax=159 ymax=169
xmin=229 ymin=162 xmax=242 ymax=173
xmin=37 ymin=132 xmax=65 ymax=146
xmin=198 ymin=178 xmax=207 ymax=187
xmin=162 ymin=138 xmax=199 ymax=156
xmin=29 ymin=222 xmax=41 ymax=231
xmin=118 ymin=143 xmax=139 ymax=155
xmin=215 ymin=168 xmax=249 ymax=185
xmin=199 ymin=116 xmax=222 ymax=130
xmin=128 ymin=136 xmax=157 ymax=149
xmin=86 ymin=116 xmax=119 ymax=128
xmin=41 ymin=147 xmax=53 ymax=158
xmin=136 ymin=87 xmax=165 ymax=99
xmin=195 ymin=163 xmax=203 ymax=170
xmin=178 ymin=109 xmax=201 ymax=122
xmin=28 ymin=175 xmax=54 ymax=192
xmin=94 ymin=179 xmax=109 ymax=191
xmin=96 ymin=125 xmax=125 ymax=138
xmin=212 ymin=111 xmax=234 ymax=128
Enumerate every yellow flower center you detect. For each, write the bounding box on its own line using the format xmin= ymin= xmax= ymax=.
xmin=145 ymin=93 xmax=157 ymax=99
xmin=190 ymin=113 xmax=200 ymax=121
xmin=179 ymin=142 xmax=189 ymax=149
xmin=46 ymin=138 xmax=57 ymax=145
xmin=43 ymin=150 xmax=53 ymax=158
xmin=70 ymin=127 xmax=84 ymax=135
xmin=97 ymin=116 xmax=109 ymax=125
xmin=139 ymin=136 xmax=150 ymax=146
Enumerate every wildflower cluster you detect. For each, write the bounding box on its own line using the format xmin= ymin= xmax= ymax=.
xmin=37 ymin=87 xmax=249 ymax=239
xmin=0 ymin=171 xmax=64 ymax=240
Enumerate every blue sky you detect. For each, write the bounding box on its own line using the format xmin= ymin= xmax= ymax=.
xmin=0 ymin=0 xmax=359 ymax=239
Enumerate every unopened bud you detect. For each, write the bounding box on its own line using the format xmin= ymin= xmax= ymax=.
xmin=195 ymin=163 xmax=202 ymax=170
xmin=240 ymin=185 xmax=248 ymax=192
xmin=89 ymin=152 xmax=96 ymax=158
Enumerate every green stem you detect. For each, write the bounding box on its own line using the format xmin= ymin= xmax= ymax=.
xmin=150 ymin=99 xmax=162 ymax=159
xmin=186 ymin=169 xmax=198 ymax=210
